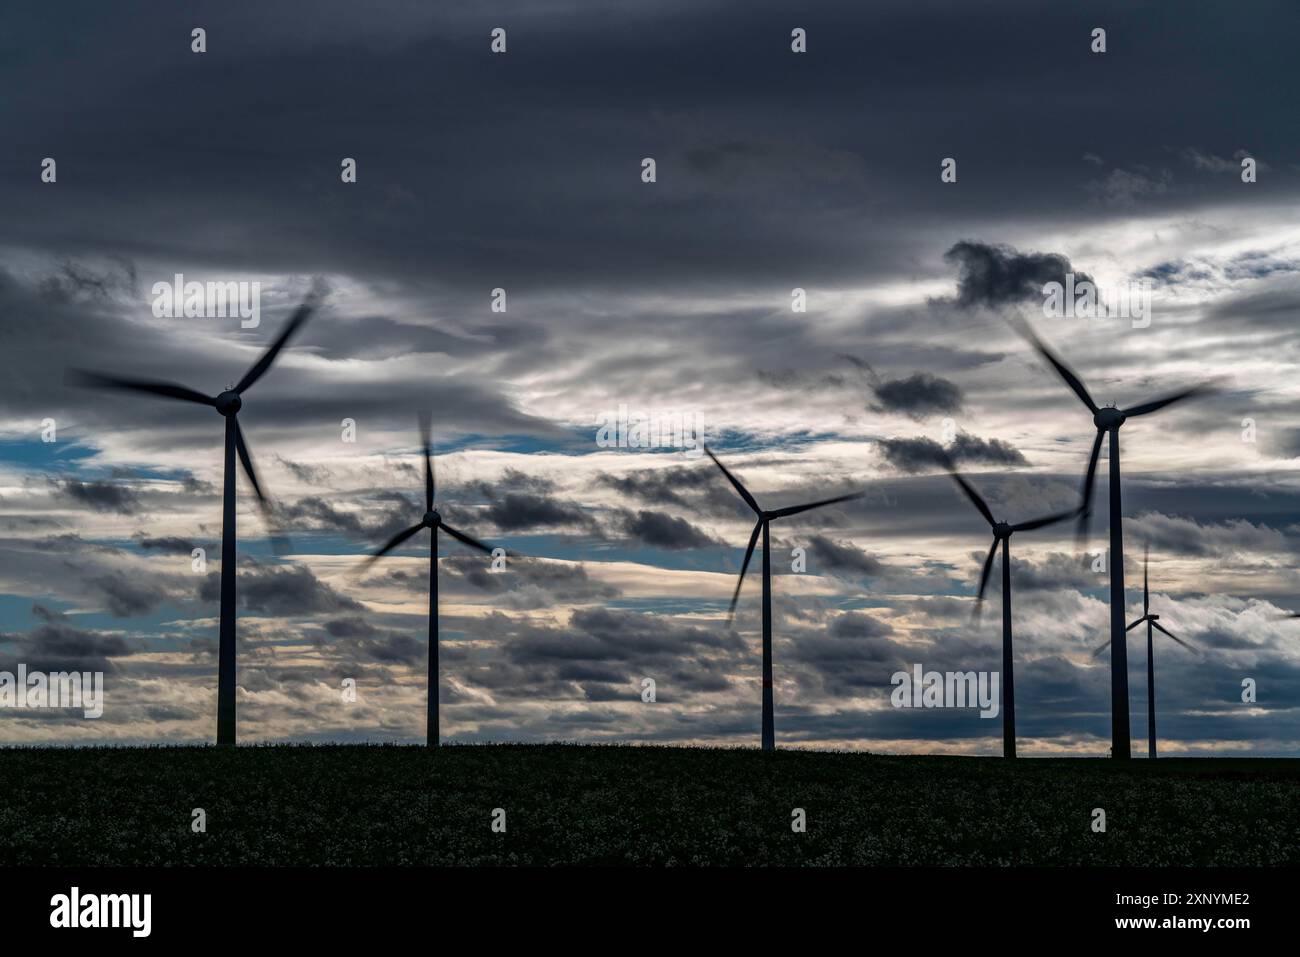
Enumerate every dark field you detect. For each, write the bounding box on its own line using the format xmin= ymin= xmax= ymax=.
xmin=1 ymin=744 xmax=1297 ymax=866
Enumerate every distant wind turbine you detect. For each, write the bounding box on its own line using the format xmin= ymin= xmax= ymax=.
xmin=362 ymin=413 xmax=497 ymax=748
xmin=1093 ymin=545 xmax=1194 ymax=759
xmin=1015 ymin=320 xmax=1211 ymax=759
xmin=69 ymin=289 xmax=322 ymax=745
xmin=705 ymin=445 xmax=865 ymax=751
xmin=948 ymin=468 xmax=1079 ymax=758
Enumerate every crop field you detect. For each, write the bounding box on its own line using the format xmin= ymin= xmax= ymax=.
xmin=1 ymin=744 xmax=1297 ymax=866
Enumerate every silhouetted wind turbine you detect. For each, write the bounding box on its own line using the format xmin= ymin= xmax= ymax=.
xmin=1093 ymin=545 xmax=1194 ymax=759
xmin=69 ymin=289 xmax=322 ymax=745
xmin=705 ymin=445 xmax=865 ymax=751
xmin=948 ymin=469 xmax=1079 ymax=758
xmin=1015 ymin=320 xmax=1210 ymax=759
xmin=362 ymin=413 xmax=496 ymax=748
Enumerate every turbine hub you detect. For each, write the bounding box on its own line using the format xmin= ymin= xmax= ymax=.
xmin=1093 ymin=407 xmax=1125 ymax=430
xmin=993 ymin=521 xmax=1013 ymax=538
xmin=423 ymin=509 xmax=441 ymax=528
xmin=215 ymin=390 xmax=242 ymax=416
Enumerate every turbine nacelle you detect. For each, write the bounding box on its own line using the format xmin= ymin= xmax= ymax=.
xmin=215 ymin=390 xmax=243 ymax=416
xmin=992 ymin=521 xmax=1013 ymax=539
xmin=423 ymin=509 xmax=442 ymax=528
xmin=1093 ymin=406 xmax=1126 ymax=430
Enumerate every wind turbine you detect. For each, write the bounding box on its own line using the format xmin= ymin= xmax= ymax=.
xmin=361 ymin=413 xmax=496 ymax=748
xmin=69 ymin=289 xmax=321 ymax=745
xmin=704 ymin=445 xmax=865 ymax=751
xmin=1015 ymin=321 xmax=1210 ymax=759
xmin=948 ymin=469 xmax=1079 ymax=758
xmin=1093 ymin=545 xmax=1194 ymax=759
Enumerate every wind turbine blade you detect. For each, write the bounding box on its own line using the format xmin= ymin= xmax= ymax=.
xmin=1143 ymin=543 xmax=1150 ymax=615
xmin=1275 ymin=612 xmax=1300 ymax=620
xmin=418 ymin=411 xmax=434 ymax=510
xmin=233 ymin=419 xmax=267 ymax=504
xmin=1092 ymin=638 xmax=1111 ymax=658
xmin=975 ymin=537 xmax=998 ymax=604
xmin=440 ymin=523 xmax=492 ymax=554
xmin=1126 ymin=618 xmax=1144 ymax=632
xmin=1012 ymin=319 xmax=1099 ymax=413
xmin=704 ymin=445 xmax=761 ymax=516
xmin=233 ymin=290 xmax=321 ymax=394
xmin=234 ymin=419 xmax=291 ymax=554
xmin=1012 ymin=507 xmax=1080 ymax=533
xmin=948 ymin=470 xmax=995 ymax=526
xmin=727 ymin=520 xmax=763 ymax=623
xmin=363 ymin=523 xmax=425 ymax=566
xmin=67 ymin=369 xmax=214 ymax=407
xmin=1122 ymin=383 xmax=1212 ymax=418
xmin=1152 ymin=620 xmax=1194 ymax=651
xmin=1076 ymin=429 xmax=1104 ymax=550
xmin=767 ymin=490 xmax=864 ymax=520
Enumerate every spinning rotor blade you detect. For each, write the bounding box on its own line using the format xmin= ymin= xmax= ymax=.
xmin=1122 ymin=383 xmax=1212 ymax=419
xmin=767 ymin=490 xmax=865 ymax=520
xmin=234 ymin=418 xmax=292 ymax=554
xmin=704 ymin=446 xmax=761 ymax=516
xmin=1014 ymin=319 xmax=1099 ymax=413
xmin=441 ymin=522 xmax=492 ymax=554
xmin=1012 ymin=508 xmax=1080 ymax=533
xmin=234 ymin=290 xmax=322 ymax=394
xmin=419 ymin=411 xmax=435 ymax=510
xmin=949 ymin=470 xmax=995 ymax=527
xmin=974 ymin=537 xmax=999 ymax=609
xmin=1076 ymin=429 xmax=1104 ymax=550
xmin=363 ymin=523 xmax=425 ymax=567
xmin=727 ymin=519 xmax=763 ymax=624
xmin=68 ymin=370 xmax=214 ymax=407
xmin=1152 ymin=620 xmax=1194 ymax=652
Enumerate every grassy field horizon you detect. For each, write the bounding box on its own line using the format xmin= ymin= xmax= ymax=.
xmin=2 ymin=744 xmax=1297 ymax=866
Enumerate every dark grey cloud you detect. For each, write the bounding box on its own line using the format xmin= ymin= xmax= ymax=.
xmin=1125 ymin=511 xmax=1293 ymax=561
xmin=869 ymin=371 xmax=964 ymax=420
xmin=198 ymin=562 xmax=362 ymax=615
xmin=808 ymin=535 xmax=888 ymax=578
xmin=595 ymin=467 xmax=698 ymax=508
xmin=944 ymin=241 xmax=1088 ymax=310
xmin=53 ymin=478 xmax=141 ymax=515
xmin=442 ymin=555 xmax=619 ymax=605
xmin=278 ymin=495 xmax=370 ymax=538
xmin=4 ymin=1 xmax=1294 ymax=303
xmin=469 ymin=606 xmax=746 ymax=702
xmin=319 ymin=616 xmax=423 ymax=666
xmin=595 ymin=465 xmax=745 ymax=519
xmin=1 ymin=604 xmax=134 ymax=673
xmin=133 ymin=533 xmax=202 ymax=554
xmin=87 ymin=572 xmax=167 ymax=618
xmin=274 ymin=455 xmax=332 ymax=485
xmin=482 ymin=492 xmax=597 ymax=534
xmin=877 ymin=431 xmax=1028 ymax=474
xmin=618 ymin=509 xmax=719 ymax=550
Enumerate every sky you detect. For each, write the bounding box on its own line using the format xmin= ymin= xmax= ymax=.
xmin=2 ymin=0 xmax=1300 ymax=754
